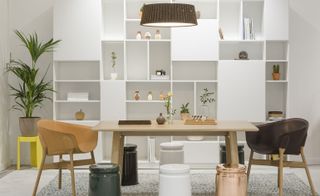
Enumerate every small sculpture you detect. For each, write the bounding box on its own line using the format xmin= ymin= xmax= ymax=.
xmin=75 ymin=109 xmax=85 ymax=120
xmin=134 ymin=90 xmax=140 ymax=100
xmin=156 ymin=113 xmax=166 ymax=125
xmin=239 ymin=51 xmax=249 ymax=60
xmin=155 ymin=30 xmax=161 ymax=39
xmin=136 ymin=31 xmax=142 ymax=40
xmin=147 ymin=91 xmax=153 ymax=101
xmin=144 ymin=32 xmax=151 ymax=39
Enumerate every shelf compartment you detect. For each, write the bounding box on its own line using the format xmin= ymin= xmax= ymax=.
xmin=266 ymin=82 xmax=287 ymax=119
xmin=126 ymin=41 xmax=148 ymax=80
xmin=102 ymin=41 xmax=125 ymax=80
xmin=196 ymin=82 xmax=217 ymax=119
xmin=149 ymin=42 xmax=171 ymax=79
xmin=126 ymin=82 xmax=171 ymax=101
xmin=219 ymin=41 xmax=264 ymax=60
xmin=242 ymin=0 xmax=264 ymax=40
xmin=219 ymin=0 xmax=242 ymax=40
xmin=55 ymin=82 xmax=100 ymax=100
xmin=172 ymin=82 xmax=195 ymax=119
xmin=55 ymin=102 xmax=100 ymax=121
xmin=266 ymin=62 xmax=288 ymax=81
xmin=102 ymin=0 xmax=124 ymax=40
xmin=54 ymin=61 xmax=100 ymax=80
xmin=266 ymin=41 xmax=288 ymax=61
xmin=172 ymin=61 xmax=218 ymax=80
xmin=126 ymin=20 xmax=171 ymax=40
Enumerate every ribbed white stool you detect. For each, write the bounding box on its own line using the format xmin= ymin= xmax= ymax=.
xmin=159 ymin=164 xmax=191 ymax=196
xmin=159 ymin=142 xmax=184 ymax=165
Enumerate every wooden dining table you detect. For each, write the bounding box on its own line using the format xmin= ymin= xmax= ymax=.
xmin=92 ymin=120 xmax=258 ymax=175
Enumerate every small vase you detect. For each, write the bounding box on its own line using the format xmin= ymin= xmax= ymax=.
xmin=166 ymin=114 xmax=173 ymax=124
xmin=155 ymin=30 xmax=161 ymax=40
xmin=147 ymin=91 xmax=153 ymax=101
xmin=136 ymin=31 xmax=142 ymax=40
xmin=75 ymin=109 xmax=85 ymax=120
xmin=110 ymin=72 xmax=118 ymax=80
xmin=200 ymin=104 xmax=210 ymax=118
xmin=134 ymin=91 xmax=140 ymax=100
xmin=156 ymin=113 xmax=166 ymax=125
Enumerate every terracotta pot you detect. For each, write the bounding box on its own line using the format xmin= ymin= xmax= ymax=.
xmin=19 ymin=117 xmax=41 ymax=136
xmin=272 ymin=73 xmax=280 ymax=80
xmin=180 ymin=113 xmax=190 ymax=121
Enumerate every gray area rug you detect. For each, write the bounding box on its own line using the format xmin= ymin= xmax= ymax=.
xmin=39 ymin=172 xmax=316 ymax=196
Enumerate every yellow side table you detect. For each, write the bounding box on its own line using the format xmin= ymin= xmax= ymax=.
xmin=17 ymin=136 xmax=43 ymax=170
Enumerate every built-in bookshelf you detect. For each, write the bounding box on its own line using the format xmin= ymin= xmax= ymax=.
xmin=53 ymin=0 xmax=289 ymax=167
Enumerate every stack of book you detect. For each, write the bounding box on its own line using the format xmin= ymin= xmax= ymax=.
xmin=243 ymin=18 xmax=255 ymax=40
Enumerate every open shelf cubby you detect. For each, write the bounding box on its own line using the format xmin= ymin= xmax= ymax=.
xmin=102 ymin=41 xmax=125 ymax=80
xmin=126 ymin=82 xmax=171 ymax=101
xmin=219 ymin=41 xmax=264 ymax=60
xmin=54 ymin=61 xmax=100 ymax=81
xmin=172 ymin=61 xmax=218 ymax=80
xmin=102 ymin=0 xmax=124 ymax=40
xmin=172 ymin=82 xmax=195 ymax=118
xmin=266 ymin=41 xmax=288 ymax=61
xmin=55 ymin=102 xmax=101 ymax=121
xmin=55 ymin=82 xmax=101 ymax=101
xmin=266 ymin=82 xmax=287 ymax=119
xmin=219 ymin=0 xmax=241 ymax=40
xmin=196 ymin=82 xmax=217 ymax=119
xmin=126 ymin=41 xmax=148 ymax=80
xmin=149 ymin=42 xmax=171 ymax=79
xmin=126 ymin=20 xmax=171 ymax=40
xmin=242 ymin=0 xmax=264 ymax=40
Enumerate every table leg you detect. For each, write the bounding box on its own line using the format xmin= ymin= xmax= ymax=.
xmin=111 ymin=132 xmax=124 ymax=175
xmin=225 ymin=132 xmax=239 ymax=168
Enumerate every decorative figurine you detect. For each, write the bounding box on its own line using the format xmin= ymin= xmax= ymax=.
xmin=75 ymin=109 xmax=85 ymax=120
xmin=159 ymin=91 xmax=165 ymax=100
xmin=136 ymin=31 xmax=142 ymax=40
xmin=155 ymin=30 xmax=161 ymax=39
xmin=147 ymin=91 xmax=153 ymax=101
xmin=144 ymin=32 xmax=151 ymax=39
xmin=134 ymin=90 xmax=140 ymax=100
xmin=239 ymin=51 xmax=249 ymax=60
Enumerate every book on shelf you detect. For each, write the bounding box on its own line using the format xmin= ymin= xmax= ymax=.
xmin=243 ymin=17 xmax=255 ymax=40
xmin=67 ymin=92 xmax=89 ymax=101
xmin=150 ymin=75 xmax=170 ymax=80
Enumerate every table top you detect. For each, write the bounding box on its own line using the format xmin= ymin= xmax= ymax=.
xmin=92 ymin=120 xmax=258 ymax=133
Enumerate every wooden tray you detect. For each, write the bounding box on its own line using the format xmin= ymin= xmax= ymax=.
xmin=184 ymin=119 xmax=217 ymax=125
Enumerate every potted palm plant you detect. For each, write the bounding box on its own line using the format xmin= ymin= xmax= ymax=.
xmin=7 ymin=30 xmax=60 ymax=136
xmin=180 ymin=103 xmax=191 ymax=120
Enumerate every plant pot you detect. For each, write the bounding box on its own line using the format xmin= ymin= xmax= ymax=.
xmin=75 ymin=109 xmax=85 ymax=120
xmin=111 ymin=72 xmax=118 ymax=80
xmin=180 ymin=113 xmax=190 ymax=121
xmin=272 ymin=73 xmax=280 ymax=80
xmin=19 ymin=117 xmax=41 ymax=136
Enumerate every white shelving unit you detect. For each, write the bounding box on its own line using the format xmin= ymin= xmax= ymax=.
xmin=53 ymin=0 xmax=289 ymax=167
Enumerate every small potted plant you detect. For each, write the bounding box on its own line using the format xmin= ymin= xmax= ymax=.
xmin=272 ymin=64 xmax=280 ymax=80
xmin=110 ymin=51 xmax=117 ymax=80
xmin=180 ymin=103 xmax=191 ymax=120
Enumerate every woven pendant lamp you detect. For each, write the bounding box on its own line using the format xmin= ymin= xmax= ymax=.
xmin=140 ymin=3 xmax=197 ymax=27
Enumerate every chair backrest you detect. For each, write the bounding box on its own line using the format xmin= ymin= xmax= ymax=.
xmin=37 ymin=120 xmax=97 ymax=155
xmin=257 ymin=118 xmax=309 ymax=154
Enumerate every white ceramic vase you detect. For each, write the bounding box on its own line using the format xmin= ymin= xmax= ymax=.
xmin=110 ymin=72 xmax=118 ymax=80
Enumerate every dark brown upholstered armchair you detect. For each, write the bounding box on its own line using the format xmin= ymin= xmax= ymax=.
xmin=246 ymin=118 xmax=316 ymax=196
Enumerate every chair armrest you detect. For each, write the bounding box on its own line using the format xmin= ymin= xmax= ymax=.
xmin=39 ymin=129 xmax=78 ymax=155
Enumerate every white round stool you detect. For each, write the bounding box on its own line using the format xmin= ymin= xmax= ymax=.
xmin=159 ymin=142 xmax=184 ymax=165
xmin=159 ymin=164 xmax=191 ymax=196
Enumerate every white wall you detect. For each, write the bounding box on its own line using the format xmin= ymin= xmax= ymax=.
xmin=288 ymin=0 xmax=320 ymax=164
xmin=8 ymin=0 xmax=54 ymax=164
xmin=0 ymin=0 xmax=10 ymax=171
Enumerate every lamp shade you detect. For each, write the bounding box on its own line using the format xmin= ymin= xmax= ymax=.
xmin=140 ymin=3 xmax=197 ymax=27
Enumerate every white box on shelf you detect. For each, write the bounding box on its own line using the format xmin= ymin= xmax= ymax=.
xmin=67 ymin=92 xmax=89 ymax=101
xmin=150 ymin=75 xmax=170 ymax=80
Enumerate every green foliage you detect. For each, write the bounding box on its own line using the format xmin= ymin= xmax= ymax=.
xmin=111 ymin=51 xmax=117 ymax=70
xmin=273 ymin=64 xmax=280 ymax=73
xmin=7 ymin=30 xmax=61 ymax=117
xmin=200 ymin=88 xmax=215 ymax=105
xmin=180 ymin=102 xmax=190 ymax=114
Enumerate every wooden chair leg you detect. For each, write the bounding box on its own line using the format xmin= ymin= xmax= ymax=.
xmin=300 ymin=147 xmax=316 ymax=196
xmin=69 ymin=152 xmax=76 ymax=196
xmin=247 ymin=150 xmax=254 ymax=183
xmin=32 ymin=153 xmax=46 ymax=196
xmin=58 ymin=154 xmax=62 ymax=189
xmin=278 ymin=148 xmax=285 ymax=196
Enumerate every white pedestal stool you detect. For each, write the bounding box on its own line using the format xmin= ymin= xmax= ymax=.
xmin=159 ymin=142 xmax=184 ymax=165
xmin=159 ymin=164 xmax=191 ymax=196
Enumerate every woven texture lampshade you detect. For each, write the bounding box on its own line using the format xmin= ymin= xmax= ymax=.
xmin=140 ymin=3 xmax=197 ymax=27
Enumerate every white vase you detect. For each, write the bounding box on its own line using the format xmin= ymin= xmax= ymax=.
xmin=110 ymin=72 xmax=118 ymax=80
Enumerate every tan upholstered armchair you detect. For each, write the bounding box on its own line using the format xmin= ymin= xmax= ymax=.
xmin=32 ymin=120 xmax=98 ymax=196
